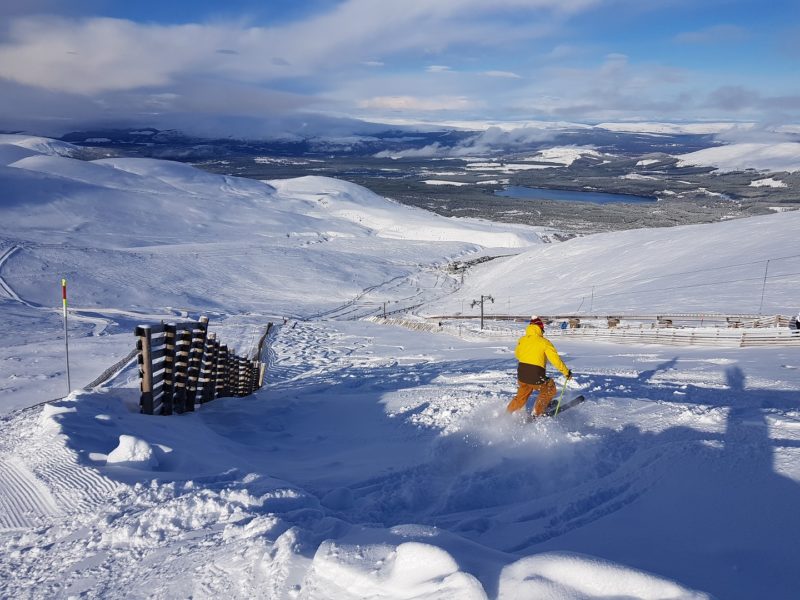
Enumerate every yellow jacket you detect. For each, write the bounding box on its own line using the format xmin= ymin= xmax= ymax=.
xmin=514 ymin=323 xmax=569 ymax=376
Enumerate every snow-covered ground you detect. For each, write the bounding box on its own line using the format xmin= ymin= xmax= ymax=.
xmin=1 ymin=137 xmax=799 ymax=599
xmin=750 ymin=177 xmax=787 ymax=188
xmin=523 ymin=146 xmax=603 ymax=166
xmin=676 ymin=142 xmax=800 ymax=172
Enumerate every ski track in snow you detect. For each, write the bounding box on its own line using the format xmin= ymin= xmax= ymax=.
xmin=0 ymin=245 xmax=34 ymax=307
xmin=0 ymin=407 xmax=121 ymax=531
xmin=0 ymin=457 xmax=61 ymax=529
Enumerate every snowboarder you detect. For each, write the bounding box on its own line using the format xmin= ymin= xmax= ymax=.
xmin=790 ymin=311 xmax=800 ymax=331
xmin=507 ymin=315 xmax=572 ymax=418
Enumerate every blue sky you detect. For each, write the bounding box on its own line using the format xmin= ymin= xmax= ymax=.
xmin=0 ymin=0 xmax=798 ymax=136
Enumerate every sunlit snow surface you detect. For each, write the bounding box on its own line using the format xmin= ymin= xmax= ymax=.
xmin=1 ymin=137 xmax=799 ymax=599
xmin=676 ymin=142 xmax=800 ymax=172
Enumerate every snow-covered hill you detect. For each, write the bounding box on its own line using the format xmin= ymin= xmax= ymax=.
xmin=1 ymin=137 xmax=799 ymax=600
xmin=424 ymin=209 xmax=799 ymax=316
xmin=676 ymin=142 xmax=800 ymax=172
xmin=0 ymin=134 xmax=78 ymax=157
xmin=0 ymin=140 xmax=543 ymax=316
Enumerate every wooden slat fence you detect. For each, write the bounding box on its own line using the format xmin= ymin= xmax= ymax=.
xmin=135 ymin=317 xmax=272 ymax=415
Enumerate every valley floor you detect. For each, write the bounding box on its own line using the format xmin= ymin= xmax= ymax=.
xmin=1 ymin=319 xmax=799 ymax=599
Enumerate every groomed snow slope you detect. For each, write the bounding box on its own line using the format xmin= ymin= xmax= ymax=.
xmin=1 ymin=138 xmax=799 ymax=600
xmin=424 ymin=209 xmax=800 ymax=316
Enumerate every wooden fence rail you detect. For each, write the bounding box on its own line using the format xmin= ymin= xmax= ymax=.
xmin=548 ymin=326 xmax=800 ymax=348
xmin=135 ymin=316 xmax=272 ymax=415
xmin=368 ymin=316 xmax=800 ymax=348
xmin=425 ymin=313 xmax=794 ymax=329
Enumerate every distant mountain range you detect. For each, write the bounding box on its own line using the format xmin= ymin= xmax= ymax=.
xmin=48 ymin=125 xmax=724 ymax=160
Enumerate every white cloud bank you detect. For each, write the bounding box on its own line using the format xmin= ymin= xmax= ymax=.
xmin=0 ymin=1 xmax=599 ymax=95
xmin=0 ymin=0 xmax=797 ymax=134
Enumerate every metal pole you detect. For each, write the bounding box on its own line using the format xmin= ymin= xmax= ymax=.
xmin=758 ymin=259 xmax=770 ymax=314
xmin=61 ymin=278 xmax=72 ymax=393
xmin=590 ymin=286 xmax=595 ymax=313
xmin=480 ymin=296 xmax=485 ymax=330
xmin=553 ymin=377 xmax=569 ymax=417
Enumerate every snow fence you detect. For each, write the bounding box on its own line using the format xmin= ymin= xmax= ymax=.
xmin=135 ymin=317 xmax=271 ymax=415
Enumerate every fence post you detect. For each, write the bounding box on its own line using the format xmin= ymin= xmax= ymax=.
xmin=217 ymin=344 xmax=229 ymax=398
xmin=212 ymin=337 xmax=222 ymax=400
xmin=186 ymin=322 xmax=207 ymax=409
xmin=234 ymin=353 xmax=242 ymax=397
xmin=251 ymin=359 xmax=259 ymax=393
xmin=136 ymin=326 xmax=154 ymax=414
xmin=238 ymin=356 xmax=248 ymax=397
xmin=235 ymin=357 xmax=242 ymax=397
xmin=248 ymin=359 xmax=256 ymax=394
xmin=173 ymin=329 xmax=191 ymax=413
xmin=162 ymin=324 xmax=176 ymax=415
xmin=229 ymin=350 xmax=237 ymax=397
xmin=213 ymin=335 xmax=222 ymax=400
xmin=200 ymin=331 xmax=216 ymax=403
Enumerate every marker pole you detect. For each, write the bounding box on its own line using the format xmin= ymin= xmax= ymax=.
xmin=62 ymin=278 xmax=72 ymax=393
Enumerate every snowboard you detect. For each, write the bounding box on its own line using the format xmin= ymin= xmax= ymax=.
xmin=525 ymin=395 xmax=586 ymax=422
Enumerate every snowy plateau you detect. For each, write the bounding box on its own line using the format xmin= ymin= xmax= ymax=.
xmin=0 ymin=134 xmax=799 ymax=600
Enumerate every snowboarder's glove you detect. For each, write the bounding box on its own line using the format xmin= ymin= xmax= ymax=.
xmin=566 ymin=370 xmax=573 ymax=380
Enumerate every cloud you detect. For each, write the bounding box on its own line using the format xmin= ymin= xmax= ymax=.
xmin=674 ymin=24 xmax=749 ymax=44
xmin=359 ymin=95 xmax=476 ymax=111
xmin=0 ymin=1 xmax=610 ymax=133
xmin=375 ymin=125 xmax=558 ymax=157
xmin=704 ymin=86 xmax=800 ymax=126
xmin=375 ymin=143 xmax=448 ymax=158
xmin=706 ymin=85 xmax=760 ymax=112
xmin=541 ymin=44 xmax=583 ymax=61
xmin=0 ymin=76 xmax=317 ymax=137
xmin=500 ymin=53 xmax=701 ymax=120
xmin=483 ymin=70 xmax=522 ymax=79
xmin=0 ymin=0 xmax=794 ymax=134
xmin=713 ymin=123 xmax=796 ymax=145
xmin=0 ymin=1 xmax=600 ymax=95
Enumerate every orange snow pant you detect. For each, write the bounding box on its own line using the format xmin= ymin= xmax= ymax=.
xmin=506 ymin=378 xmax=557 ymax=416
